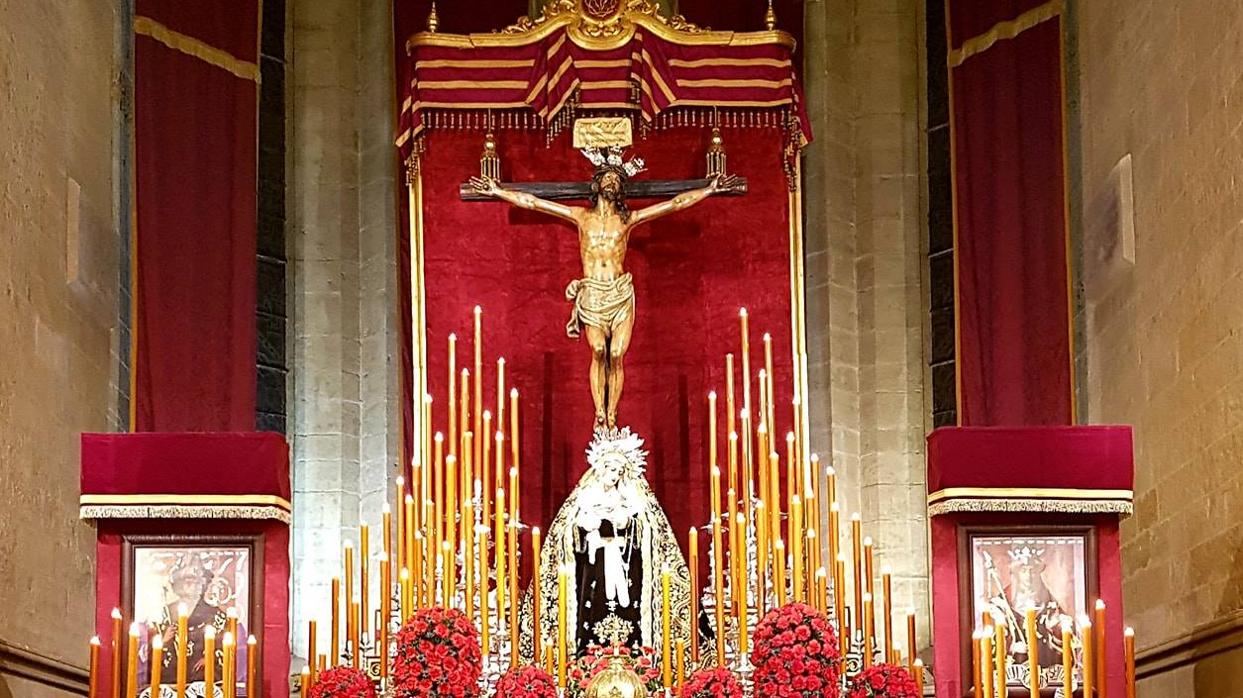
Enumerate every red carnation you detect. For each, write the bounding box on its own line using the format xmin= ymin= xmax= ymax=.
xmin=847 ymin=663 xmax=920 ymax=698
xmin=680 ymin=667 xmax=744 ymax=698
xmin=308 ymin=665 xmax=376 ymax=698
xmin=495 ymin=665 xmax=559 ymax=698
xmin=391 ymin=607 xmax=482 ymax=698
xmin=752 ymin=603 xmax=841 ymax=697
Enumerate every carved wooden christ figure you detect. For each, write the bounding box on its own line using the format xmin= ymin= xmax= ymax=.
xmin=470 ymin=147 xmax=738 ymax=428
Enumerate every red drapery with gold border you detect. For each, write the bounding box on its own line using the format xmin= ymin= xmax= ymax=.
xmin=948 ymin=0 xmax=1074 ymax=426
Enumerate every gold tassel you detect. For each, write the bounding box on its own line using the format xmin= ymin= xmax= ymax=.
xmin=706 ymin=127 xmax=727 ymax=178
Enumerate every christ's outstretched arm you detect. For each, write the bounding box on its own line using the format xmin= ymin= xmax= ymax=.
xmin=628 ymin=174 xmax=739 ymax=226
xmin=469 ymin=176 xmax=581 ymax=222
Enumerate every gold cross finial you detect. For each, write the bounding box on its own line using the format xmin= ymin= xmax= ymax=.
xmin=764 ymin=0 xmax=777 ymax=30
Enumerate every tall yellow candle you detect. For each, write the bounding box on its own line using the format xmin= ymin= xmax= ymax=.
xmin=441 ymin=542 xmax=453 ymax=608
xmin=862 ymin=593 xmax=874 ymax=669
xmin=711 ymin=517 xmax=726 ymax=666
xmin=726 ymin=488 xmax=739 ymax=611
xmin=413 ymin=531 xmax=424 ymax=610
xmin=710 ymin=466 xmax=722 ymax=524
xmin=495 ymin=486 xmax=508 ymax=639
xmin=851 ymin=514 xmax=863 ymax=619
xmin=835 ymin=555 xmax=848 ymax=655
xmin=708 ymin=391 xmax=718 ymax=477
xmin=558 ymin=565 xmax=569 ymax=688
xmin=448 ymin=333 xmax=457 ymax=458
xmin=434 ymin=433 xmax=445 ymax=555
xmin=482 ymin=411 xmax=493 ymax=531
xmin=774 ymin=539 xmax=788 ymax=607
xmin=532 ymin=528 xmax=543 ymax=664
xmin=360 ymin=525 xmax=370 ymax=635
xmin=509 ymin=521 xmax=520 ymax=667
xmin=496 ymin=357 xmax=506 ymax=450
xmin=755 ymin=500 xmax=768 ymax=616
xmin=330 ymin=577 xmax=340 ymax=666
xmin=815 ymin=566 xmax=828 ymax=614
xmin=1026 ymin=607 xmax=1040 ymax=697
xmin=906 ymin=609 xmax=917 ymax=676
xmin=382 ymin=501 xmax=393 ymax=574
xmin=88 ymin=636 xmax=100 ymax=698
xmin=508 ymin=466 xmax=520 ymax=533
xmin=738 ymin=308 xmax=751 ymax=422
xmin=110 ymin=609 xmax=123 ymax=698
xmin=148 ymin=635 xmax=163 ymax=698
xmin=1061 ymin=619 xmax=1074 ymax=697
xmin=994 ymin=622 xmax=1006 ymax=698
xmin=728 ymin=431 xmax=740 ymax=519
xmin=473 ymin=306 xmax=483 ymax=479
xmin=913 ymin=658 xmax=924 ymax=696
xmin=446 ymin=455 xmax=459 ymax=593
xmin=791 ymin=495 xmax=804 ymax=602
xmin=980 ymin=631 xmax=992 ymax=698
xmin=881 ymin=567 xmax=893 ymax=663
xmin=509 ymin=389 xmax=520 ymax=494
xmin=460 ymin=370 xmax=471 ymax=469
xmin=396 ymin=477 xmax=406 ymax=573
xmin=971 ymin=630 xmax=983 ymax=698
xmin=725 ymin=354 xmax=736 ymax=493
xmin=175 ymin=603 xmax=188 ymax=698
xmin=676 ymin=639 xmax=686 ymax=692
xmin=863 ymin=537 xmax=875 ymax=608
xmin=399 ymin=567 xmax=411 ymax=620
xmin=379 ymin=561 xmax=389 ymax=682
xmin=480 ymin=528 xmax=491 ymax=656
xmin=688 ymin=528 xmax=700 ymax=663
xmin=767 ymin=450 xmax=781 ymax=559
xmin=464 ymin=499 xmax=476 ymax=619
xmin=344 ymin=543 xmax=355 ymax=656
xmin=203 ymin=627 xmax=216 ymax=697
xmin=662 ymin=568 xmax=672 ymax=688
xmin=762 ymin=333 xmax=775 ymax=438
xmin=299 ymin=666 xmax=310 ymax=698
xmin=349 ymin=599 xmax=360 ymax=669
xmin=742 ymin=412 xmax=755 ymax=526
xmin=1124 ymin=627 xmax=1136 ymax=698
xmin=246 ymin=635 xmax=258 ymax=698
xmin=1095 ymin=599 xmax=1108 ymax=698
xmin=736 ymin=512 xmax=749 ymax=654
xmin=1082 ymin=618 xmax=1095 ymax=698
xmin=308 ymin=621 xmax=318 ymax=687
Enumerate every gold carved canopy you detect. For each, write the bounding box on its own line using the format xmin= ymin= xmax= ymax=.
xmin=407 ymin=0 xmax=795 ymax=52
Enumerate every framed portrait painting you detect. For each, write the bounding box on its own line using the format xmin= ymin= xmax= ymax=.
xmin=959 ymin=525 xmax=1097 ymax=689
xmin=122 ymin=534 xmax=264 ymax=696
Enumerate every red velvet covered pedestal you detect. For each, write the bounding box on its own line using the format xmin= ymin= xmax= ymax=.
xmin=80 ymin=432 xmax=290 ymax=697
xmin=927 ymin=426 xmax=1133 ymax=698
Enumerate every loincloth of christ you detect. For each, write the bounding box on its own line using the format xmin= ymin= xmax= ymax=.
xmin=564 ymin=273 xmax=636 ymax=338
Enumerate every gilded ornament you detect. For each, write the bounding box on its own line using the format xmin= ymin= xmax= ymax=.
xmin=585 ymin=655 xmax=649 ymax=698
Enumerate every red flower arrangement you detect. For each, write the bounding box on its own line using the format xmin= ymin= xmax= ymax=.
xmin=751 ymin=603 xmax=842 ymax=697
xmin=391 ymin=607 xmax=482 ymax=698
xmin=680 ymin=667 xmax=744 ymax=698
xmin=495 ymin=665 xmax=559 ymax=698
xmin=308 ymin=666 xmax=376 ymax=698
xmin=565 ymin=643 xmax=663 ymax=697
xmin=847 ymin=663 xmax=920 ymax=698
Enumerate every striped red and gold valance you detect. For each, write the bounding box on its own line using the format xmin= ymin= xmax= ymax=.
xmin=396 ymin=0 xmax=810 ymax=158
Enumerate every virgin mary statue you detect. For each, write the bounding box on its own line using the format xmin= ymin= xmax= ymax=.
xmin=520 ymin=428 xmax=694 ymax=659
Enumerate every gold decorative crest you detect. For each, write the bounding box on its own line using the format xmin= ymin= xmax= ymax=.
xmin=407 ymin=0 xmax=794 ymax=52
xmin=592 ymin=613 xmax=637 ymax=645
xmin=574 ymin=117 xmax=635 ymax=149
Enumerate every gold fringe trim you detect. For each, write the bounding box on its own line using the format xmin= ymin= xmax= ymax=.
xmin=928 ymin=498 xmax=1133 ymax=518
xmin=134 ymin=15 xmax=261 ymax=82
xmin=80 ymin=493 xmax=291 ymax=510
xmin=79 ymin=504 xmax=291 ymax=524
xmin=949 ymin=0 xmax=1062 ymax=68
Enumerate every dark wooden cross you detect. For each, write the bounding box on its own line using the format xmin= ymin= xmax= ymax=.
xmin=458 ymin=176 xmax=748 ymax=201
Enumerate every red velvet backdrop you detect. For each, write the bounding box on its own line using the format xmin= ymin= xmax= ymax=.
xmin=133 ymin=0 xmax=258 ymax=431
xmin=948 ymin=0 xmax=1073 ymax=426
xmin=414 ymin=126 xmax=796 ymax=557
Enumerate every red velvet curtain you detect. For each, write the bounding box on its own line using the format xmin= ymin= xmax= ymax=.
xmin=413 ymin=126 xmax=795 ymax=555
xmin=133 ymin=1 xmax=258 ymax=431
xmin=948 ymin=0 xmax=1073 ymax=426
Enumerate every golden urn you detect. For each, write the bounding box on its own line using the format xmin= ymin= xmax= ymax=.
xmin=585 ymin=655 xmax=649 ymax=698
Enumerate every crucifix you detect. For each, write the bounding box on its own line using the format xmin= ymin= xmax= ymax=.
xmin=462 ymin=118 xmax=746 ymax=429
